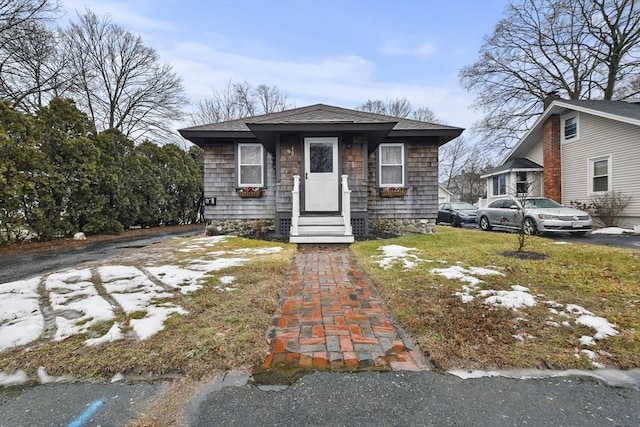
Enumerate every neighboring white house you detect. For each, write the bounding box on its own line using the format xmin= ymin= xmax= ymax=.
xmin=438 ymin=185 xmax=453 ymax=203
xmin=481 ymin=96 xmax=640 ymax=228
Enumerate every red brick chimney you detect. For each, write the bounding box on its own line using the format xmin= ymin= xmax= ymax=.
xmin=543 ymin=91 xmax=560 ymax=110
xmin=542 ymin=93 xmax=562 ymax=203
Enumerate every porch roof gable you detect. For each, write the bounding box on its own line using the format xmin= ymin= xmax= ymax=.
xmin=481 ymin=157 xmax=543 ymax=178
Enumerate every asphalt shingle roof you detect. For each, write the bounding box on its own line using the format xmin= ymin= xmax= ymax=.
xmin=180 ymin=103 xmax=461 ymax=132
xmin=485 ymin=157 xmax=543 ymax=176
xmin=559 ymin=99 xmax=640 ymax=121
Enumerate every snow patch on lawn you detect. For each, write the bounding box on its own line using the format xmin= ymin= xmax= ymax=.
xmin=482 ymin=286 xmax=537 ymax=309
xmin=432 ymin=262 xmax=619 ymax=367
xmin=375 ymin=245 xmax=421 ymax=270
xmin=145 ymin=265 xmax=205 ymax=294
xmin=0 ymin=370 xmax=29 ymax=386
xmin=591 ymin=227 xmax=634 ymax=235
xmin=0 ymin=236 xmax=286 ymax=352
xmin=46 ymin=269 xmax=115 ymax=341
xmin=0 ymin=277 xmax=44 ymax=352
xmin=448 ymin=368 xmax=640 ymax=389
xmin=576 ymin=314 xmax=619 ymax=340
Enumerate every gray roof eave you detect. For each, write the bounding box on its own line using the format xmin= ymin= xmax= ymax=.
xmin=178 ymin=129 xmax=255 ymax=147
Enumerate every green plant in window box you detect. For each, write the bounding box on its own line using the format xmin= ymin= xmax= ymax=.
xmin=379 ymin=187 xmax=406 ymax=198
xmin=237 ymin=186 xmax=263 ymax=198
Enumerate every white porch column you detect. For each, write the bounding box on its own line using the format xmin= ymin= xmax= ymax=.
xmin=341 ymin=175 xmax=352 ymax=236
xmin=291 ymin=175 xmax=300 ymax=236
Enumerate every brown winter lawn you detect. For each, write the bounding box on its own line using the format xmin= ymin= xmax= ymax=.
xmin=1 ymin=227 xmax=638 ymax=385
xmin=351 ymin=227 xmax=640 ymax=371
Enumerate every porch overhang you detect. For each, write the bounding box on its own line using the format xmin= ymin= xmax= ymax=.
xmin=177 ymin=130 xmax=253 ymax=147
xmin=386 ymin=128 xmax=464 ymax=147
xmin=246 ymin=122 xmax=397 ymax=152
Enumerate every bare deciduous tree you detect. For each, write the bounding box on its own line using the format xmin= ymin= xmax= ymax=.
xmin=0 ymin=0 xmax=64 ymax=110
xmin=355 ymin=97 xmax=413 ymax=117
xmin=0 ymin=0 xmax=59 ymax=36
xmin=189 ymin=79 xmax=291 ymax=125
xmin=62 ymin=10 xmax=187 ymax=141
xmin=440 ymin=138 xmax=492 ymax=203
xmin=460 ymin=0 xmax=640 ymax=152
xmin=412 ymin=106 xmax=439 ymax=122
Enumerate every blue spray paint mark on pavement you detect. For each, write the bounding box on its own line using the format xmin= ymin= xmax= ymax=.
xmin=67 ymin=399 xmax=106 ymax=427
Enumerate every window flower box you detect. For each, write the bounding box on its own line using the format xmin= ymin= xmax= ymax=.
xmin=237 ymin=187 xmax=262 ymax=198
xmin=379 ymin=187 xmax=406 ymax=198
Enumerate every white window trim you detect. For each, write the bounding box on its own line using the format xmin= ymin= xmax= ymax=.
xmin=588 ymin=154 xmax=611 ymax=194
xmin=238 ymin=143 xmax=264 ymax=187
xmin=492 ymin=173 xmax=507 ymax=196
xmin=379 ymin=143 xmax=404 ymax=187
xmin=562 ymin=112 xmax=579 ymax=143
xmin=515 ymin=170 xmax=529 ymax=194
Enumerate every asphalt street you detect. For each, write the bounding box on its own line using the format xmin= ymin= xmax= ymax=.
xmin=0 ymin=227 xmax=204 ymax=284
xmin=189 ymin=371 xmax=640 ymax=427
xmin=3 ymin=370 xmax=639 ymax=426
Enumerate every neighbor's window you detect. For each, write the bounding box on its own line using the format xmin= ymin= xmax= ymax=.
xmin=492 ymin=173 xmax=507 ymax=196
xmin=379 ymin=143 xmax=404 ymax=187
xmin=238 ymin=143 xmax=264 ymax=187
xmin=590 ymin=156 xmax=610 ymax=193
xmin=563 ymin=114 xmax=578 ymax=140
xmin=516 ymin=171 xmax=529 ymax=194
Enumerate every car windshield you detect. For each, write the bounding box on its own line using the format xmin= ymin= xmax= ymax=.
xmin=450 ymin=202 xmax=476 ymax=210
xmin=524 ymin=198 xmax=563 ymax=209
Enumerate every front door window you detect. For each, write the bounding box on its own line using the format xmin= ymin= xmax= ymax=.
xmin=304 ymin=137 xmax=339 ymax=211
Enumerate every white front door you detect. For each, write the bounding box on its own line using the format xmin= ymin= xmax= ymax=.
xmin=304 ymin=137 xmax=339 ymax=211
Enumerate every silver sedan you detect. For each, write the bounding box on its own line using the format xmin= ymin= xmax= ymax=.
xmin=476 ymin=197 xmax=593 ymax=236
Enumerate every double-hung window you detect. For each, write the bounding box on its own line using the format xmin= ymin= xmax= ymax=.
xmin=379 ymin=143 xmax=404 ymax=187
xmin=563 ymin=114 xmax=578 ymax=141
xmin=590 ymin=156 xmax=610 ymax=193
xmin=492 ymin=173 xmax=507 ymax=196
xmin=516 ymin=171 xmax=529 ymax=194
xmin=238 ymin=143 xmax=264 ymax=187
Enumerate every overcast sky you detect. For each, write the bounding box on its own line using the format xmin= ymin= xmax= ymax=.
xmin=60 ymin=0 xmax=510 ymax=131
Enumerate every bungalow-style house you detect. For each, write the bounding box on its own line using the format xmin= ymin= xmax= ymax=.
xmin=179 ymin=104 xmax=463 ymax=243
xmin=481 ymin=95 xmax=640 ymax=228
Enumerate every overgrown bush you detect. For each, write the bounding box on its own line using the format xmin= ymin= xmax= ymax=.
xmin=571 ymin=191 xmax=632 ymax=227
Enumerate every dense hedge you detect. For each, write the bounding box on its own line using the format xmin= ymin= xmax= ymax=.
xmin=0 ymin=98 xmax=203 ymax=243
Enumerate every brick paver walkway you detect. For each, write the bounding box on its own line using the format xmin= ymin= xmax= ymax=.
xmin=259 ymin=246 xmax=428 ymax=372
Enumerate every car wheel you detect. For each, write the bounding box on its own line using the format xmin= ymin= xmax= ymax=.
xmin=479 ymin=216 xmax=492 ymax=231
xmin=452 ymin=216 xmax=461 ymax=227
xmin=523 ymin=218 xmax=538 ymax=235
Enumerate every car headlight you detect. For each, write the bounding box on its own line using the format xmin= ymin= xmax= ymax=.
xmin=537 ymin=214 xmax=558 ymax=220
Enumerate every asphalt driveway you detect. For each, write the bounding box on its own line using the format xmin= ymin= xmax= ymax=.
xmin=0 ymin=227 xmax=203 ymax=283
xmin=460 ymin=224 xmax=640 ymax=250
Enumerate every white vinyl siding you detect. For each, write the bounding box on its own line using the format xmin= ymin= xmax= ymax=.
xmin=561 ymin=112 xmax=640 ymax=221
xmin=524 ymin=142 xmax=544 ymax=165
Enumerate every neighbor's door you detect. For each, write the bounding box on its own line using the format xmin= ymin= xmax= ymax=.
xmin=304 ymin=137 xmax=339 ymax=211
